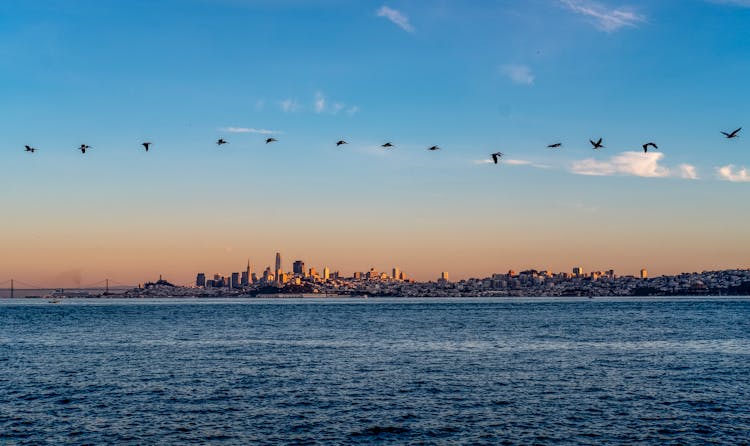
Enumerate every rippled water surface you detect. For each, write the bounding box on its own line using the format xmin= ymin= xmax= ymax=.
xmin=1 ymin=297 xmax=749 ymax=445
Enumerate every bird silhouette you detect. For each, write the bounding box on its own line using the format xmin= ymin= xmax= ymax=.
xmin=642 ymin=142 xmax=658 ymax=153
xmin=721 ymin=127 xmax=742 ymax=139
xmin=265 ymin=138 xmax=277 ymax=144
xmin=79 ymin=144 xmax=91 ymax=154
xmin=491 ymin=152 xmax=504 ymax=164
xmin=24 ymin=145 xmax=37 ymax=153
xmin=381 ymin=142 xmax=393 ymax=148
xmin=590 ymin=138 xmax=604 ymax=150
xmin=427 ymin=145 xmax=440 ymax=151
xmin=547 ymin=143 xmax=562 ymax=148
xmin=142 ymin=142 xmax=151 ymax=151
xmin=336 ymin=140 xmax=347 ymax=146
xmin=217 ymin=139 xmax=228 ymax=146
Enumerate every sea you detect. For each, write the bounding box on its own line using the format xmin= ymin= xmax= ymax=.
xmin=1 ymin=297 xmax=749 ymax=445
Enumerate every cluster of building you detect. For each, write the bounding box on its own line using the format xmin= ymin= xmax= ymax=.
xmin=194 ymin=252 xmax=411 ymax=291
xmin=144 ymin=254 xmax=750 ymax=298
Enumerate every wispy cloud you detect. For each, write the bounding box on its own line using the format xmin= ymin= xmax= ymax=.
xmin=570 ymin=151 xmax=697 ymax=179
xmin=376 ymin=6 xmax=415 ymax=33
xmin=314 ymin=91 xmax=326 ymax=113
xmin=310 ymin=91 xmax=358 ymax=116
xmin=279 ymin=98 xmax=300 ymax=113
xmin=716 ymin=165 xmax=750 ymax=182
xmin=500 ymin=64 xmax=535 ymax=86
xmin=678 ymin=164 xmax=699 ymax=180
xmin=561 ymin=0 xmax=645 ymax=32
xmin=473 ymin=158 xmax=550 ymax=169
xmin=220 ymin=127 xmax=282 ymax=135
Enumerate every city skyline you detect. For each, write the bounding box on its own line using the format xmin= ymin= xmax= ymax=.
xmin=0 ymin=246 xmax=726 ymax=289
xmin=1 ymin=0 xmax=749 ymax=285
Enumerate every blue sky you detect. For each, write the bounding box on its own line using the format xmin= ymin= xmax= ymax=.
xmin=1 ymin=0 xmax=749 ymax=284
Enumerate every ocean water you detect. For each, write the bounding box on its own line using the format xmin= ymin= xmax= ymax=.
xmin=1 ymin=297 xmax=749 ymax=445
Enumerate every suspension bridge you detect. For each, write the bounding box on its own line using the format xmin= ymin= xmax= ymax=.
xmin=0 ymin=278 xmax=136 ymax=298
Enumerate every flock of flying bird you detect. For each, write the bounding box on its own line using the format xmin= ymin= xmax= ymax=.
xmin=20 ymin=127 xmax=743 ymax=163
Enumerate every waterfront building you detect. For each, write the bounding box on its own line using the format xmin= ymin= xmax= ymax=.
xmin=278 ymin=272 xmax=288 ymax=285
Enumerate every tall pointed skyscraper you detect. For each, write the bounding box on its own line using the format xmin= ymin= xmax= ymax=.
xmin=241 ymin=259 xmax=251 ymax=286
xmin=275 ymin=252 xmax=282 ymax=281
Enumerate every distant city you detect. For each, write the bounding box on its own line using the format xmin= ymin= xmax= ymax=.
xmin=107 ymin=252 xmax=749 ymax=298
xmin=3 ymin=252 xmax=750 ymax=299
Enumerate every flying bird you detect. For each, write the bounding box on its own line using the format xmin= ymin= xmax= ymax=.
xmin=142 ymin=142 xmax=151 ymax=151
xmin=547 ymin=143 xmax=562 ymax=148
xmin=265 ymin=138 xmax=277 ymax=144
xmin=336 ymin=140 xmax=347 ymax=146
xmin=721 ymin=127 xmax=741 ymax=139
xmin=491 ymin=152 xmax=504 ymax=164
xmin=642 ymin=142 xmax=658 ymax=153
xmin=24 ymin=145 xmax=37 ymax=153
xmin=427 ymin=145 xmax=440 ymax=151
xmin=381 ymin=142 xmax=393 ymax=148
xmin=217 ymin=139 xmax=228 ymax=146
xmin=590 ymin=138 xmax=604 ymax=150
xmin=79 ymin=144 xmax=91 ymax=154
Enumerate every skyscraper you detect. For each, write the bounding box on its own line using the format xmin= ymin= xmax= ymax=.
xmin=275 ymin=252 xmax=283 ymax=285
xmin=231 ymin=272 xmax=240 ymax=289
xmin=293 ymin=260 xmax=305 ymax=275
xmin=640 ymin=268 xmax=648 ymax=279
xmin=196 ymin=273 xmax=206 ymax=287
xmin=323 ymin=267 xmax=330 ymax=280
xmin=242 ymin=259 xmax=251 ymax=286
xmin=392 ymin=267 xmax=401 ymax=281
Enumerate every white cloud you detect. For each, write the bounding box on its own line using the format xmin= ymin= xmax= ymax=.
xmin=500 ymin=64 xmax=535 ymax=86
xmin=505 ymin=159 xmax=533 ymax=166
xmin=279 ymin=98 xmax=300 ymax=113
xmin=560 ymin=0 xmax=645 ymax=32
xmin=716 ymin=165 xmax=750 ymax=182
xmin=254 ymin=99 xmax=265 ymax=111
xmin=376 ymin=6 xmax=415 ymax=33
xmin=570 ymin=151 xmax=697 ymax=179
xmin=678 ymin=164 xmax=699 ymax=180
xmin=314 ymin=91 xmax=326 ymax=113
xmin=346 ymin=106 xmax=359 ymax=116
xmin=220 ymin=127 xmax=282 ymax=135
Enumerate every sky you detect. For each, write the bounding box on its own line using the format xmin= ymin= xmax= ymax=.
xmin=1 ymin=0 xmax=749 ymax=286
